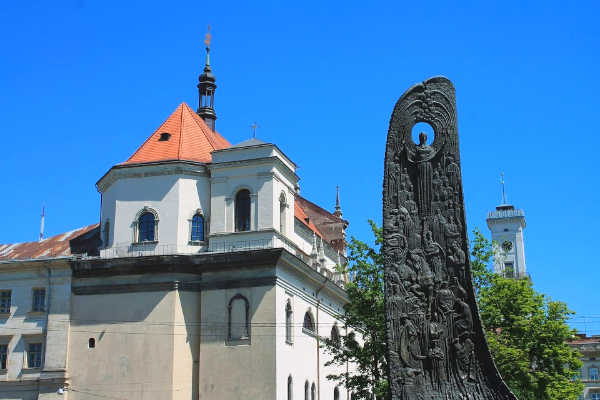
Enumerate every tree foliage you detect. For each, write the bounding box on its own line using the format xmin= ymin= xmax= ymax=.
xmin=323 ymin=220 xmax=389 ymax=400
xmin=471 ymin=230 xmax=583 ymax=400
xmin=325 ymin=223 xmax=582 ymax=400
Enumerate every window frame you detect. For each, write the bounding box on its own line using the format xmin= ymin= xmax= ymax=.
xmin=302 ymin=311 xmax=315 ymax=336
xmin=31 ymin=288 xmax=46 ymax=313
xmin=189 ymin=212 xmax=206 ymax=244
xmin=227 ymin=294 xmax=250 ymax=345
xmin=287 ymin=375 xmax=293 ymax=400
xmin=234 ymin=189 xmax=252 ymax=232
xmin=0 ymin=290 xmax=11 ymax=314
xmin=25 ymin=340 xmax=43 ymax=369
xmin=133 ymin=207 xmax=159 ymax=244
xmin=590 ymin=366 xmax=599 ymax=381
xmin=310 ymin=382 xmax=316 ymax=400
xmin=331 ymin=324 xmax=341 ymax=347
xmin=304 ymin=381 xmax=309 ymax=400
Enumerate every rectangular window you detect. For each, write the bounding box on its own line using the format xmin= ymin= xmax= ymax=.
xmin=32 ymin=288 xmax=45 ymax=312
xmin=0 ymin=291 xmax=10 ymax=313
xmin=591 ymin=393 xmax=600 ymax=400
xmin=27 ymin=343 xmax=42 ymax=368
xmin=0 ymin=344 xmax=7 ymax=370
xmin=590 ymin=367 xmax=599 ymax=381
xmin=504 ymin=262 xmax=514 ymax=278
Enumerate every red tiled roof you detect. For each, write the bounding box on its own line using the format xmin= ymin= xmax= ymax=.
xmin=124 ymin=103 xmax=230 ymax=164
xmin=294 ymin=198 xmax=324 ymax=238
xmin=568 ymin=334 xmax=600 ymax=344
xmin=0 ymin=224 xmax=98 ymax=261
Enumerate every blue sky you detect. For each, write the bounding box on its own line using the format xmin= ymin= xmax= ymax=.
xmin=1 ymin=0 xmax=599 ymax=332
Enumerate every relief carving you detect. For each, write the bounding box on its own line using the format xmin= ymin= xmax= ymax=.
xmin=383 ymin=77 xmax=517 ymax=399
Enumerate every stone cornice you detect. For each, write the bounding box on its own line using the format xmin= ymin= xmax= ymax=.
xmin=96 ymin=161 xmax=210 ymax=193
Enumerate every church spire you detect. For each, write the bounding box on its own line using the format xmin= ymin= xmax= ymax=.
xmin=197 ymin=26 xmax=217 ymax=131
xmin=333 ymin=185 xmax=343 ymax=217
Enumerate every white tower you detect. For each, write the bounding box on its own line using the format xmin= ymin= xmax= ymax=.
xmin=486 ymin=174 xmax=527 ymax=278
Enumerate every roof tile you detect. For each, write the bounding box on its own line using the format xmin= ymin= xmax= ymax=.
xmin=124 ymin=103 xmax=230 ymax=164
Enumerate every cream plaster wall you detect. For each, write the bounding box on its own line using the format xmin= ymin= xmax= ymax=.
xmin=67 ymin=286 xmax=200 ymax=400
xmin=199 ymin=285 xmax=276 ymax=400
xmin=99 ymin=164 xmax=211 ymax=255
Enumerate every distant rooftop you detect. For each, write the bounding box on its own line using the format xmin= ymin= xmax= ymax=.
xmin=230 ymin=138 xmax=268 ymax=148
xmin=0 ymin=224 xmax=98 ymax=261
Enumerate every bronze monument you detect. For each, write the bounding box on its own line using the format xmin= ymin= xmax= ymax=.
xmin=383 ymin=77 xmax=517 ymax=399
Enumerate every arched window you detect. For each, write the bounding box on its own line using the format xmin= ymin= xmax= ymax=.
xmin=287 ymin=375 xmax=293 ymax=400
xmin=138 ymin=212 xmax=156 ymax=242
xmin=285 ymin=301 xmax=293 ymax=344
xmin=235 ymin=189 xmax=251 ymax=232
xmin=310 ymin=383 xmax=316 ymax=400
xmin=304 ymin=381 xmax=309 ymax=400
xmin=334 ymin=387 xmax=339 ymax=400
xmin=331 ymin=325 xmax=340 ymax=347
xmin=191 ymin=213 xmax=205 ymax=242
xmin=228 ymin=294 xmax=250 ymax=342
xmin=279 ymin=192 xmax=287 ymax=233
xmin=303 ymin=311 xmax=314 ymax=334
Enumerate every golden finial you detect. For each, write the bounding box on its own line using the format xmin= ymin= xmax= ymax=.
xmin=204 ymin=25 xmax=212 ymax=49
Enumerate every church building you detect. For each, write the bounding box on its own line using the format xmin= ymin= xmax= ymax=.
xmin=0 ymin=40 xmax=351 ymax=400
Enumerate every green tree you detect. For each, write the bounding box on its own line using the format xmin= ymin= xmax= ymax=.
xmin=471 ymin=231 xmax=583 ymax=400
xmin=323 ymin=220 xmax=389 ymax=400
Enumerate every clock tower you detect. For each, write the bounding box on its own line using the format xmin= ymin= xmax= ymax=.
xmin=486 ymin=175 xmax=527 ymax=278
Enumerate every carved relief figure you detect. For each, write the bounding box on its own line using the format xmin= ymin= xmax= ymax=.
xmin=383 ymin=77 xmax=517 ymax=399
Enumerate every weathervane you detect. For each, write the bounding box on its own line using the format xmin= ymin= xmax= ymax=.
xmin=204 ymin=25 xmax=212 ymax=67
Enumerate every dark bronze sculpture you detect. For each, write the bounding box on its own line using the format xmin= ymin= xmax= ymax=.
xmin=383 ymin=77 xmax=517 ymax=399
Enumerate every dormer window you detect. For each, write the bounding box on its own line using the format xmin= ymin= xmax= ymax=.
xmin=158 ymin=132 xmax=171 ymax=141
xmin=235 ymin=189 xmax=251 ymax=232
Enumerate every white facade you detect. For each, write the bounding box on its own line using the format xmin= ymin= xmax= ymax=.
xmin=0 ymin=259 xmax=71 ymax=399
xmin=486 ymin=204 xmax=527 ymax=278
xmin=1 ymin=98 xmax=351 ymax=399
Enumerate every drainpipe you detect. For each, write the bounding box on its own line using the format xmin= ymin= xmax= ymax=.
xmin=43 ymin=267 xmax=52 ymax=369
xmin=315 ymin=276 xmax=328 ymax=400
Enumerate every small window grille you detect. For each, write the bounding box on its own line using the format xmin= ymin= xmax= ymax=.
xmin=88 ymin=338 xmax=95 ymax=349
xmin=32 ymin=288 xmax=45 ymax=312
xmin=0 ymin=291 xmax=11 ymax=313
xmin=0 ymin=344 xmax=7 ymax=369
xmin=27 ymin=343 xmax=42 ymax=368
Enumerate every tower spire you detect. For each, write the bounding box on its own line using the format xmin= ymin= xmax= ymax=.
xmin=333 ymin=185 xmax=342 ymax=217
xmin=197 ymin=25 xmax=217 ymax=131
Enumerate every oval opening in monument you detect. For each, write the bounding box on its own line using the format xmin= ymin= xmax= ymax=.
xmin=411 ymin=122 xmax=435 ymax=145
